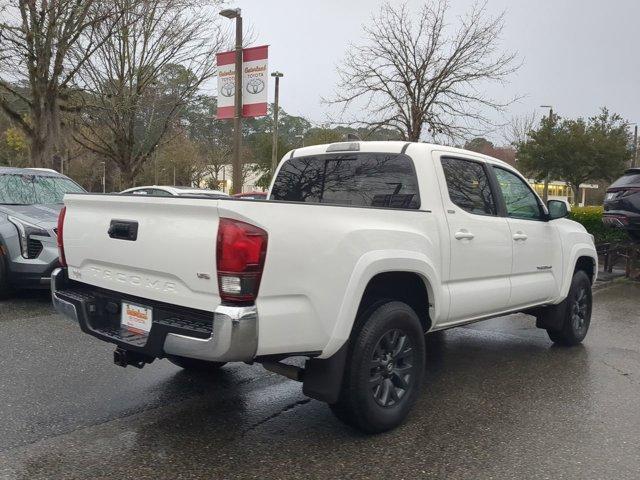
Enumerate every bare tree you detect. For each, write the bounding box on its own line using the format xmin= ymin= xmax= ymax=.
xmin=0 ymin=0 xmax=118 ymax=166
xmin=326 ymin=1 xmax=519 ymax=142
xmin=72 ymin=0 xmax=224 ymax=186
xmin=503 ymin=112 xmax=538 ymax=146
xmin=183 ymin=94 xmax=233 ymax=188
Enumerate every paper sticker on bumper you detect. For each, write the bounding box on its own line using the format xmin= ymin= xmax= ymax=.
xmin=121 ymin=302 xmax=153 ymax=334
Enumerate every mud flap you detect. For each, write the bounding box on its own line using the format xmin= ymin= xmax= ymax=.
xmin=533 ymin=300 xmax=567 ymax=332
xmin=302 ymin=343 xmax=348 ymax=404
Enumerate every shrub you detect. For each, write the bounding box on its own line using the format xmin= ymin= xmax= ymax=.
xmin=568 ymin=206 xmax=628 ymax=245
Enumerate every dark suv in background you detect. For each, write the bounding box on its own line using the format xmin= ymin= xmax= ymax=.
xmin=0 ymin=167 xmax=85 ymax=296
xmin=603 ymin=168 xmax=640 ymax=242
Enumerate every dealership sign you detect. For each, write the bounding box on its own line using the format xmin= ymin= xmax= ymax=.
xmin=216 ymin=45 xmax=268 ymax=119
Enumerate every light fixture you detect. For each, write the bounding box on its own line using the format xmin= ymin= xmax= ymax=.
xmin=219 ymin=8 xmax=241 ymax=19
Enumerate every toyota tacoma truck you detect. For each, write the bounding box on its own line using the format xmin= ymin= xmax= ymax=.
xmin=51 ymin=141 xmax=597 ymax=433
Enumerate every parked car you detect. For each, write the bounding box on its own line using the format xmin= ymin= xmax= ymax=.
xmin=51 ymin=141 xmax=597 ymax=433
xmin=121 ymin=185 xmax=228 ymax=198
xmin=0 ymin=167 xmax=85 ymax=296
xmin=233 ymin=191 xmax=268 ymax=200
xmin=603 ymin=168 xmax=640 ymax=242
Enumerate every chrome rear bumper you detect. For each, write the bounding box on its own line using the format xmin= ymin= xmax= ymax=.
xmin=163 ymin=305 xmax=258 ymax=362
xmin=51 ymin=268 xmax=258 ymax=363
xmin=51 ymin=268 xmax=79 ymax=322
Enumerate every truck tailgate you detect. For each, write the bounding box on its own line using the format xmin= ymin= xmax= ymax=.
xmin=63 ymin=194 xmax=221 ymax=312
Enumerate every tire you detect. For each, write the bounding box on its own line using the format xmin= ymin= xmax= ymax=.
xmin=330 ymin=300 xmax=425 ymax=433
xmin=167 ymin=355 xmax=227 ymax=371
xmin=546 ymin=270 xmax=592 ymax=346
xmin=0 ymin=251 xmax=12 ymax=300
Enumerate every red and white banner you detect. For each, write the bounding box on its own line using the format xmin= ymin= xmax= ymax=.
xmin=216 ymin=45 xmax=269 ymax=119
xmin=216 ymin=50 xmax=237 ymax=119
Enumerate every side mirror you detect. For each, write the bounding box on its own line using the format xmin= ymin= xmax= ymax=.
xmin=547 ymin=199 xmax=568 ymax=220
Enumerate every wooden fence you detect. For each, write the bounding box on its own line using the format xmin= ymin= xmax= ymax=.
xmin=597 ymin=243 xmax=640 ymax=279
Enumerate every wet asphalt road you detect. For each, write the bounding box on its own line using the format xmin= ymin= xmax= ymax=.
xmin=0 ymin=282 xmax=639 ymax=479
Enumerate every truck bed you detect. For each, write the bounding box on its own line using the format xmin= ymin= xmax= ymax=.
xmin=62 ymin=193 xmax=438 ymax=356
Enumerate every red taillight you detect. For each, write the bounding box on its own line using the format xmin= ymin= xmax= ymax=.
xmin=216 ymin=217 xmax=268 ymax=303
xmin=56 ymin=206 xmax=67 ymax=267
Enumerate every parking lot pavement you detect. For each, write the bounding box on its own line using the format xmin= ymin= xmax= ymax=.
xmin=0 ymin=282 xmax=639 ymax=480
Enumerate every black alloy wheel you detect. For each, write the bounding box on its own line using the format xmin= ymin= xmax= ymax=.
xmin=330 ymin=300 xmax=425 ymax=433
xmin=370 ymin=329 xmax=415 ymax=407
xmin=547 ymin=270 xmax=592 ymax=346
xmin=570 ymin=284 xmax=590 ymax=339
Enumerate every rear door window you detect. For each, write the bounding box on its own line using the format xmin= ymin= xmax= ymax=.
xmin=271 ymin=153 xmax=420 ymax=209
xmin=440 ymin=157 xmax=497 ymax=215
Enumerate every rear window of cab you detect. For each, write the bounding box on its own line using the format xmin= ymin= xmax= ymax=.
xmin=270 ymin=153 xmax=420 ymax=209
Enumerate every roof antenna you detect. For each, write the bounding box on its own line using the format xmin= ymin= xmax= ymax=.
xmin=345 ymin=133 xmax=361 ymax=141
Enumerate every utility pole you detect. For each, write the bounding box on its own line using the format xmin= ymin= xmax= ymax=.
xmin=270 ymin=71 xmax=284 ymax=174
xmin=220 ymin=8 xmax=243 ymax=194
xmin=540 ymin=105 xmax=554 ymax=203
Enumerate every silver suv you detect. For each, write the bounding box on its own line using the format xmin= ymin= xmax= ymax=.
xmin=0 ymin=167 xmax=84 ymax=296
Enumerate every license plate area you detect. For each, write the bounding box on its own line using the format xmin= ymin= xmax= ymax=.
xmin=121 ymin=302 xmax=153 ymax=334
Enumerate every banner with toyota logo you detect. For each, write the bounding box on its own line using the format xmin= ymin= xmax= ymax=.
xmin=216 ymin=45 xmax=269 ymax=119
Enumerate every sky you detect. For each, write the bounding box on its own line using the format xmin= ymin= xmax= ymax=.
xmin=224 ymin=0 xmax=640 ymax=143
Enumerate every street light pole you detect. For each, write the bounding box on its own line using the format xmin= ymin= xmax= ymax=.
xmin=540 ymin=104 xmax=554 ymax=203
xmin=270 ymin=71 xmax=284 ymax=174
xmin=220 ymin=8 xmax=243 ymax=194
xmin=633 ymin=124 xmax=638 ymax=168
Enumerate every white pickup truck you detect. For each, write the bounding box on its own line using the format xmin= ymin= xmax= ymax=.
xmin=52 ymin=141 xmax=597 ymax=432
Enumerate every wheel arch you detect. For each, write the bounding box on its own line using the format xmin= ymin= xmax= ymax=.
xmin=319 ymin=251 xmax=441 ymax=359
xmin=355 ymin=271 xmax=433 ymax=334
xmin=559 ymin=245 xmax=598 ymax=301
xmin=575 ymin=255 xmax=596 ymax=284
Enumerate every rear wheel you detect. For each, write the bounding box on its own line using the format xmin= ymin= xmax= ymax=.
xmin=330 ymin=300 xmax=425 ymax=433
xmin=546 ymin=270 xmax=592 ymax=346
xmin=167 ymin=355 xmax=227 ymax=371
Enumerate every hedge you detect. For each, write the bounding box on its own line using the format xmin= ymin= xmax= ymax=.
xmin=568 ymin=206 xmax=628 ymax=245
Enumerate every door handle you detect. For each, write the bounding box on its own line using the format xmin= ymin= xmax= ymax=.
xmin=454 ymin=230 xmax=475 ymax=240
xmin=108 ymin=219 xmax=139 ymax=241
xmin=513 ymin=232 xmax=528 ymax=241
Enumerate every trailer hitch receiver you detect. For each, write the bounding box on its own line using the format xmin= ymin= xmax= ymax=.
xmin=113 ymin=347 xmax=154 ymax=369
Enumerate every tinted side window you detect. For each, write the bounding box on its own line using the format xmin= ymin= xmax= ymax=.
xmin=271 ymin=153 xmax=420 ymax=209
xmin=493 ymin=167 xmax=543 ymax=220
xmin=441 ymin=157 xmax=496 ymax=215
